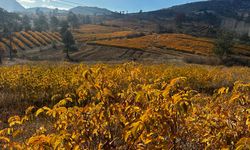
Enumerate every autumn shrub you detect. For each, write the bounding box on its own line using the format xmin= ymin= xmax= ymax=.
xmin=0 ymin=62 xmax=249 ymax=149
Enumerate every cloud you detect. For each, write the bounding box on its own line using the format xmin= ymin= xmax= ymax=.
xmin=42 ymin=0 xmax=60 ymax=2
xmin=41 ymin=4 xmax=68 ymax=10
xmin=17 ymin=0 xmax=36 ymax=3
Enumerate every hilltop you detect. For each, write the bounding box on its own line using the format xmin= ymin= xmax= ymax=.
xmin=0 ymin=0 xmax=25 ymax=12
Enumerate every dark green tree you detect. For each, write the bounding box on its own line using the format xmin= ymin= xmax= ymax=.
xmin=85 ymin=15 xmax=91 ymax=24
xmin=213 ymin=31 xmax=234 ymax=59
xmin=34 ymin=14 xmax=49 ymax=32
xmin=50 ymin=16 xmax=59 ymax=31
xmin=0 ymin=51 xmax=2 ymax=64
xmin=4 ymin=13 xmax=21 ymax=60
xmin=0 ymin=8 xmax=22 ymax=61
xmin=0 ymin=35 xmax=3 ymax=64
xmin=67 ymin=12 xmax=79 ymax=29
xmin=239 ymin=33 xmax=249 ymax=44
xmin=60 ymin=20 xmax=69 ymax=35
xmin=22 ymin=15 xmax=31 ymax=31
xmin=62 ymin=30 xmax=75 ymax=59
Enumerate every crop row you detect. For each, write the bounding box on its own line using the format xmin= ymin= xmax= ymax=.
xmin=0 ymin=31 xmax=61 ymax=53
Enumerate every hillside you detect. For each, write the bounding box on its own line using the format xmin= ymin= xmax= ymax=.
xmin=1 ymin=24 xmax=249 ymax=65
xmin=24 ymin=7 xmax=67 ymax=14
xmin=105 ymin=0 xmax=250 ymax=37
xmin=69 ymin=6 xmax=113 ymax=15
xmin=146 ymin=0 xmax=250 ymax=20
xmin=0 ymin=0 xmax=25 ymax=12
xmin=22 ymin=6 xmax=113 ymax=16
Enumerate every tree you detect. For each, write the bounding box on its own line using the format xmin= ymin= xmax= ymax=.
xmin=4 ymin=14 xmax=21 ymax=60
xmin=0 ymin=9 xmax=22 ymax=61
xmin=50 ymin=16 xmax=59 ymax=31
xmin=22 ymin=15 xmax=31 ymax=31
xmin=67 ymin=12 xmax=79 ymax=29
xmin=213 ymin=31 xmax=234 ymax=59
xmin=34 ymin=14 xmax=49 ymax=32
xmin=62 ymin=30 xmax=75 ymax=59
xmin=85 ymin=15 xmax=91 ymax=24
xmin=59 ymin=20 xmax=69 ymax=35
xmin=0 ymin=35 xmax=3 ymax=64
xmin=0 ymin=51 xmax=2 ymax=64
xmin=81 ymin=15 xmax=91 ymax=24
xmin=239 ymin=33 xmax=249 ymax=43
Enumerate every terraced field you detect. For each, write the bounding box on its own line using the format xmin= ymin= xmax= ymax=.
xmin=72 ymin=24 xmax=125 ymax=34
xmin=93 ymin=33 xmax=250 ymax=56
xmin=74 ymin=31 xmax=141 ymax=42
xmin=70 ymin=25 xmax=250 ymax=64
xmin=72 ymin=24 xmax=140 ymax=42
xmin=1 ymin=24 xmax=249 ymax=65
xmin=0 ymin=31 xmax=61 ymax=54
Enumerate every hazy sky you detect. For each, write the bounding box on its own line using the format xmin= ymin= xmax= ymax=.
xmin=17 ymin=0 xmax=204 ymax=12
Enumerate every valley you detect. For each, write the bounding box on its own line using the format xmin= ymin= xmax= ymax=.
xmin=1 ymin=24 xmax=249 ymax=66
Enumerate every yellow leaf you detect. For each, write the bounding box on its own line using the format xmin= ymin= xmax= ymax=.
xmin=7 ymin=128 xmax=13 ymax=135
xmin=9 ymin=121 xmax=22 ymax=127
xmin=35 ymin=108 xmax=44 ymax=117
xmin=103 ymin=88 xmax=114 ymax=98
xmin=236 ymin=137 xmax=250 ymax=150
xmin=25 ymin=106 xmax=35 ymax=115
xmin=73 ymin=145 xmax=80 ymax=150
xmin=131 ymin=121 xmax=144 ymax=137
xmin=0 ymin=136 xmax=10 ymax=143
xmin=144 ymin=138 xmax=152 ymax=145
xmin=124 ymin=131 xmax=131 ymax=142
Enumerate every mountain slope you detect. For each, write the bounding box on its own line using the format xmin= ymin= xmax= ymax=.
xmin=0 ymin=0 xmax=25 ymax=12
xmin=24 ymin=7 xmax=67 ymax=14
xmin=168 ymin=0 xmax=250 ymax=17
xmin=69 ymin=6 xmax=113 ymax=15
xmin=135 ymin=0 xmax=250 ymax=36
xmin=146 ymin=0 xmax=250 ymax=18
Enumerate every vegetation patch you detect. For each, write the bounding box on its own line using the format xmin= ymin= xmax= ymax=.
xmin=0 ymin=63 xmax=249 ymax=149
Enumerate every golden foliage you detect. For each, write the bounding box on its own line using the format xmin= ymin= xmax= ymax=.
xmin=0 ymin=63 xmax=249 ymax=149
